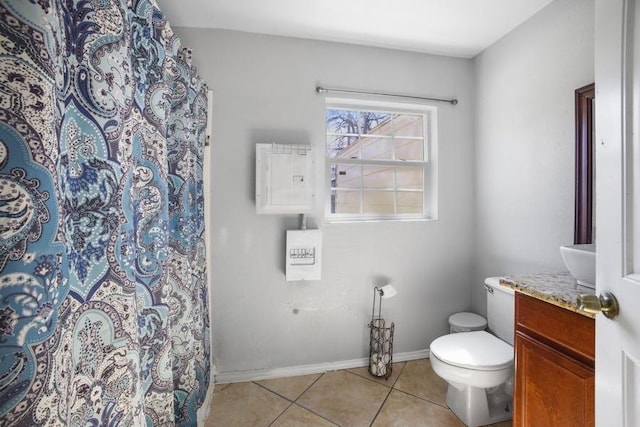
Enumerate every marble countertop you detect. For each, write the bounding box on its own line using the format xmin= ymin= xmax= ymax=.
xmin=500 ymin=272 xmax=596 ymax=318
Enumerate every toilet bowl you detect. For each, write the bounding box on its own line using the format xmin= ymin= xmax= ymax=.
xmin=429 ymin=278 xmax=515 ymax=427
xmin=431 ymin=331 xmax=513 ymax=388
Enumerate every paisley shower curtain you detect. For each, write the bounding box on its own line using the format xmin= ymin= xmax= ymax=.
xmin=0 ymin=0 xmax=210 ymax=425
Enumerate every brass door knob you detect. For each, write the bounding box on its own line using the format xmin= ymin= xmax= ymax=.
xmin=577 ymin=292 xmax=620 ymax=319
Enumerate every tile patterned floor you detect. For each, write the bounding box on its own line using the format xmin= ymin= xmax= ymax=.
xmin=204 ymin=359 xmax=513 ymax=427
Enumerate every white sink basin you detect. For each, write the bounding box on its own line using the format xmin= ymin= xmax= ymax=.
xmin=560 ymin=244 xmax=595 ymax=289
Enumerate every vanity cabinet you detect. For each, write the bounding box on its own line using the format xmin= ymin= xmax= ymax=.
xmin=514 ymin=292 xmax=595 ymax=427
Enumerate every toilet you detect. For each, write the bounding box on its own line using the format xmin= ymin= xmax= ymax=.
xmin=429 ymin=277 xmax=515 ymax=427
xmin=448 ymin=311 xmax=487 ymax=334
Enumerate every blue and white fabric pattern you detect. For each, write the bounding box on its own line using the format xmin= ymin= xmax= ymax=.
xmin=0 ymin=0 xmax=210 ymax=425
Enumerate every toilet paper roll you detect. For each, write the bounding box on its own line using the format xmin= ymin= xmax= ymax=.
xmin=371 ymin=360 xmax=386 ymax=376
xmin=370 ymin=353 xmax=391 ymax=376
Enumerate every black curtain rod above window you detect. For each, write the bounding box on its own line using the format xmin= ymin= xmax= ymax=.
xmin=315 ymin=86 xmax=458 ymax=105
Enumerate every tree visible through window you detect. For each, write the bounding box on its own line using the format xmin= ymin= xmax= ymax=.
xmin=325 ymin=100 xmax=436 ymax=220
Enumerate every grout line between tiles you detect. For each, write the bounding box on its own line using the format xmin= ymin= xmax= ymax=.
xmin=368 ymin=384 xmax=393 ymax=427
xmin=388 ymin=361 xmax=407 ymax=388
xmin=256 ymin=375 xmax=335 ymax=427
xmin=290 ymin=372 xmax=343 ymax=425
xmin=343 ymin=368 xmax=394 ymax=389
xmin=298 ymin=371 xmax=325 ymax=399
xmin=345 ymin=361 xmax=409 ymax=390
xmin=254 ymin=371 xmax=325 ymax=403
xmin=208 ymin=361 xmax=463 ymax=427
xmin=253 ymin=380 xmax=296 ymax=403
xmin=263 ymin=372 xmax=340 ymax=426
xmin=266 ymin=399 xmax=294 ymax=427
xmin=289 ymin=402 xmax=341 ymax=427
xmin=391 ymin=387 xmax=449 ymax=409
xmin=367 ymin=362 xmax=407 ymax=426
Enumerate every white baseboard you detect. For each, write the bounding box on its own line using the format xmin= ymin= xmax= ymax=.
xmin=391 ymin=349 xmax=431 ymax=363
xmin=214 ymin=349 xmax=430 ymax=384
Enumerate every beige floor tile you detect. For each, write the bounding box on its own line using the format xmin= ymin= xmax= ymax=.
xmin=297 ymin=370 xmax=391 ymax=427
xmin=394 ymin=358 xmax=448 ymax=406
xmin=257 ymin=373 xmax=321 ymax=401
xmin=213 ymin=383 xmax=229 ymax=396
xmin=205 ymin=382 xmax=290 ymax=427
xmin=372 ymin=390 xmax=465 ymax=427
xmin=347 ymin=361 xmax=406 ymax=386
xmin=271 ymin=404 xmax=338 ymax=426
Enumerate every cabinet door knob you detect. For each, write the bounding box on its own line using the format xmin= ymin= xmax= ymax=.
xmin=577 ymin=292 xmax=620 ymax=319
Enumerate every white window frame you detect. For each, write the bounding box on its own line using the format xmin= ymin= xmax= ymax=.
xmin=324 ymin=97 xmax=438 ymax=222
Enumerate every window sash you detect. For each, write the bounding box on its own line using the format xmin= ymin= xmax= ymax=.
xmin=329 ymin=161 xmax=428 ymax=217
xmin=325 ymin=99 xmax=435 ymax=221
xmin=330 ymin=188 xmax=429 ymax=219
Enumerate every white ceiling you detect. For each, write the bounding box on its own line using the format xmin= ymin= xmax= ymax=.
xmin=155 ymin=0 xmax=554 ymax=58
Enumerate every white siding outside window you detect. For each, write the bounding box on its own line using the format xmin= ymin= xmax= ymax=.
xmin=325 ymin=98 xmax=438 ymax=221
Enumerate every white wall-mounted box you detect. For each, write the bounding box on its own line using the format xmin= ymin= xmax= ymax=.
xmin=256 ymin=143 xmax=315 ymax=214
xmin=286 ymin=229 xmax=322 ymax=281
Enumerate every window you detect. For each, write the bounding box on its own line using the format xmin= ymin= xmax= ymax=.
xmin=325 ymin=98 xmax=437 ymax=221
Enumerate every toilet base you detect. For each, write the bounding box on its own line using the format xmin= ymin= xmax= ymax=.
xmin=445 ymin=382 xmax=512 ymax=427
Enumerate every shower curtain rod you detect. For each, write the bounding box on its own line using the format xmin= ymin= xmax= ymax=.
xmin=315 ymin=86 xmax=458 ymax=105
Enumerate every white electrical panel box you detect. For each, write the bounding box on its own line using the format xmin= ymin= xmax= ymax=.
xmin=286 ymin=229 xmax=322 ymax=281
xmin=256 ymin=143 xmax=315 ymax=214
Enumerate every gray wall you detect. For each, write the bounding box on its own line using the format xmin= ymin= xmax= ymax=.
xmin=472 ymin=0 xmax=595 ymax=315
xmin=175 ymin=29 xmax=476 ymax=374
xmin=175 ymin=0 xmax=595 ymax=376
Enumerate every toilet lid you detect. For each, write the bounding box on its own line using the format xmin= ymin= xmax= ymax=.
xmin=448 ymin=312 xmax=487 ymax=329
xmin=430 ymin=331 xmax=513 ymax=371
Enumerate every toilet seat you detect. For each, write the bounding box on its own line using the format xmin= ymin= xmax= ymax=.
xmin=430 ymin=331 xmax=512 ymax=371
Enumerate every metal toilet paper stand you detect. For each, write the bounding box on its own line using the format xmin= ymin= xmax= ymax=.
xmin=368 ymin=285 xmax=396 ymax=379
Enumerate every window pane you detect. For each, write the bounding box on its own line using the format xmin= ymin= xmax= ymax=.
xmin=360 ymin=111 xmax=391 ymax=136
xmin=394 ymin=138 xmax=424 ymax=161
xmin=393 ymin=114 xmax=423 ymax=137
xmin=397 ymin=192 xmax=423 ymax=214
xmin=363 ymin=191 xmax=395 ymax=214
xmin=362 ymin=165 xmax=394 ymax=189
xmin=325 ymin=103 xmax=433 ymax=220
xmin=362 ymin=136 xmax=393 ymax=160
xmin=328 ymin=135 xmax=359 ymax=159
xmin=332 ymin=190 xmax=361 ymax=214
xmin=396 ymin=166 xmax=423 ymax=190
xmin=327 ymin=109 xmax=360 ymax=134
xmin=333 ymin=163 xmax=361 ymax=189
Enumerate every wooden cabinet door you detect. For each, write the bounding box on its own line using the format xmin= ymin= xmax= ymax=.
xmin=514 ymin=333 xmax=594 ymax=427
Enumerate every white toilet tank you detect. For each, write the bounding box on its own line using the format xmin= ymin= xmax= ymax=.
xmin=484 ymin=277 xmax=515 ymax=345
